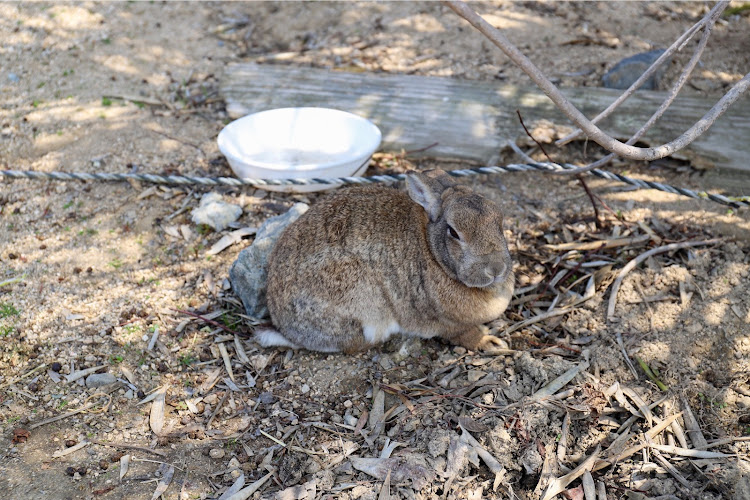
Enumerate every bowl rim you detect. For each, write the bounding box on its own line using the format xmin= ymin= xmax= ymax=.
xmin=217 ymin=107 xmax=382 ymax=173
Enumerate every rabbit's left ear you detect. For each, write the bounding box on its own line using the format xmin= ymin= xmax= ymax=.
xmin=406 ymin=171 xmax=445 ymax=221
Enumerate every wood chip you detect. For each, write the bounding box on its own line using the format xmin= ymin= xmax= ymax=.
xmin=52 ymin=440 xmax=89 ymax=458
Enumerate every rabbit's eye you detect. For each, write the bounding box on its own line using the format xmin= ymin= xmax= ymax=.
xmin=446 ymin=225 xmax=460 ymax=240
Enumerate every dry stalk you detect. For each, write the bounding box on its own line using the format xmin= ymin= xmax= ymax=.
xmin=444 ymin=1 xmax=750 ymax=169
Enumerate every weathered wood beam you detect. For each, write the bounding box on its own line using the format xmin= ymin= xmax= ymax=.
xmin=221 ymin=63 xmax=750 ymax=172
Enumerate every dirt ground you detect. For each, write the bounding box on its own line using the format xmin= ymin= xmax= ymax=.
xmin=1 ymin=2 xmax=750 ymax=499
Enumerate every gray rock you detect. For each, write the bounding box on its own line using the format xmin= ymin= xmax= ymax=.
xmin=229 ymin=203 xmax=309 ymax=319
xmin=85 ymin=373 xmax=117 ymax=388
xmin=191 ymin=192 xmax=242 ymax=231
xmin=7 ymin=72 xmax=20 ymax=83
xmin=602 ymin=49 xmax=668 ymax=90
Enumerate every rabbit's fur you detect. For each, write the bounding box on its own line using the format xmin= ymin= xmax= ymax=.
xmin=260 ymin=169 xmax=514 ymax=353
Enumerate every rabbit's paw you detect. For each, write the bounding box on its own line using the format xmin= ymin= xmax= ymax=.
xmin=476 ymin=333 xmax=505 ymax=351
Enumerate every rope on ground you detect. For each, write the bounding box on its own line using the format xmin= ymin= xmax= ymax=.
xmin=1 ymin=162 xmax=748 ymax=209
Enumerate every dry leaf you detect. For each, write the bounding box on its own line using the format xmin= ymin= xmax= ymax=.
xmin=120 ymin=454 xmax=130 ymax=481
xmin=150 ymin=464 xmax=175 ymax=500
xmin=150 ymin=387 xmax=167 ymax=435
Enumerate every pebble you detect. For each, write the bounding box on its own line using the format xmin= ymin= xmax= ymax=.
xmin=7 ymin=72 xmax=19 ymax=83
xmin=124 ymin=389 xmax=134 ymax=399
xmin=343 ymin=399 xmax=353 ymax=408
xmin=453 ymin=346 xmax=467 ymax=355
xmin=209 ymin=448 xmax=225 ymax=459
xmin=85 ymin=373 xmax=117 ymax=388
xmin=378 ymin=355 xmax=394 ymax=371
xmin=343 ymin=414 xmax=358 ymax=427
xmin=467 ymin=370 xmax=486 ymax=383
xmin=300 ymin=384 xmax=310 ymax=394
xmin=191 ymin=192 xmax=243 ymax=231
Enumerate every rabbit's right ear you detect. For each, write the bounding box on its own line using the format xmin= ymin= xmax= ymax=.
xmin=406 ymin=172 xmax=445 ymax=221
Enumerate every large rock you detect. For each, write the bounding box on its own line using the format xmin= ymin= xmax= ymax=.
xmin=229 ymin=203 xmax=309 ymax=319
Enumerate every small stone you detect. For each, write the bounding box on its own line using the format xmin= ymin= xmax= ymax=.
xmin=50 ymin=362 xmax=62 ymax=372
xmin=453 ymin=346 xmax=467 ymax=355
xmin=85 ymin=373 xmax=117 ymax=388
xmin=204 ymin=393 xmax=218 ymax=405
xmin=7 ymin=72 xmax=20 ymax=83
xmin=343 ymin=414 xmax=358 ymax=427
xmin=378 ymin=355 xmax=394 ymax=371
xmin=300 ymin=384 xmax=310 ymax=394
xmin=602 ymin=49 xmax=668 ymax=90
xmin=467 ymin=370 xmax=485 ymax=383
xmin=65 ymin=439 xmax=78 ymax=448
xmin=99 ymin=459 xmax=109 ymax=470
xmin=229 ymin=203 xmax=309 ymax=318
xmin=343 ymin=399 xmax=353 ymax=408
xmin=124 ymin=389 xmax=134 ymax=399
xmin=209 ymin=448 xmax=225 ymax=459
xmin=191 ymin=192 xmax=243 ymax=231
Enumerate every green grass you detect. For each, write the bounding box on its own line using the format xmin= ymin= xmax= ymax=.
xmin=101 ymin=97 xmax=112 ymax=106
xmin=179 ymin=354 xmax=195 ymax=367
xmin=0 ymin=326 xmax=14 ymax=337
xmin=108 ymin=258 xmax=123 ymax=269
xmin=0 ymin=303 xmax=19 ymax=318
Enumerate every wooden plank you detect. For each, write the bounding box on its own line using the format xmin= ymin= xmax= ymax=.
xmin=221 ymin=63 xmax=750 ymax=172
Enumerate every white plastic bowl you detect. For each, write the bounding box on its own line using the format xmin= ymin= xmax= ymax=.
xmin=217 ymin=107 xmax=382 ymax=193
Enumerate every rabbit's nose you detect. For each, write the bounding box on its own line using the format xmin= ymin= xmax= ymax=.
xmin=486 ymin=264 xmax=507 ymax=283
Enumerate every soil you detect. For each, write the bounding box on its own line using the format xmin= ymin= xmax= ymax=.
xmin=1 ymin=2 xmax=749 ymax=500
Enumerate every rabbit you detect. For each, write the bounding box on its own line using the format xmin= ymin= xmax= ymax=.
xmin=257 ymin=169 xmax=514 ymax=353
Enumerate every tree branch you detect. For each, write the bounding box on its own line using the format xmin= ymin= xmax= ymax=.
xmin=444 ymin=1 xmax=749 ymax=164
xmin=555 ymin=0 xmax=729 ymax=146
xmin=568 ymin=0 xmax=726 ymax=175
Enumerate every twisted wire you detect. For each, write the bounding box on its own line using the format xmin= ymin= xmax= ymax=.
xmin=1 ymin=162 xmax=747 ymax=209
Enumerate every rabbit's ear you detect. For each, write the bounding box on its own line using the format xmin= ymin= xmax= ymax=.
xmin=406 ymin=172 xmax=444 ymax=221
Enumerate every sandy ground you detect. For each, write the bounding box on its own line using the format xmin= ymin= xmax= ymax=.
xmin=1 ymin=2 xmax=750 ymax=499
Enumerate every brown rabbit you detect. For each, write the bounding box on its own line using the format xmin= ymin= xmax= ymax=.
xmin=258 ymin=169 xmax=514 ymax=353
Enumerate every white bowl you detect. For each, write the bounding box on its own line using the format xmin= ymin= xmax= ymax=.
xmin=217 ymin=107 xmax=382 ymax=193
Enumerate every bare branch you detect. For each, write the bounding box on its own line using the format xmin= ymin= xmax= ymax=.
xmin=555 ymin=1 xmax=729 ymax=146
xmin=444 ymin=1 xmax=749 ymax=163
xmin=566 ymin=0 xmax=725 ymax=175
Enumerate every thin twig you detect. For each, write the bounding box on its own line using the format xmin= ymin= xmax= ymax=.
xmin=607 ymin=239 xmax=722 ymax=321
xmin=444 ymin=1 xmax=749 ymax=164
xmin=174 ymin=308 xmax=239 ymax=336
xmin=578 ymin=1 xmax=726 ymax=174
xmin=555 ymin=0 xmax=729 ymax=147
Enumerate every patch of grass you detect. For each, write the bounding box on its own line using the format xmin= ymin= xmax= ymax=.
xmin=31 ymin=99 xmax=41 ymax=108
xmin=109 ymin=354 xmax=124 ymax=364
xmin=179 ymin=354 xmax=195 ymax=367
xmin=0 ymin=303 xmax=19 ymax=318
xmin=62 ymin=69 xmax=74 ymax=77
xmin=37 ymin=81 xmax=45 ymax=89
xmin=102 ymin=37 xmax=111 ymax=45
xmin=63 ymin=200 xmax=74 ymax=209
xmin=57 ymin=400 xmax=68 ymax=410
xmin=0 ymin=325 xmax=15 ymax=337
xmin=101 ymin=97 xmax=112 ymax=107
xmin=124 ymin=324 xmax=141 ymax=334
xmin=196 ymin=224 xmax=212 ymax=235
xmin=108 ymin=258 xmax=123 ymax=269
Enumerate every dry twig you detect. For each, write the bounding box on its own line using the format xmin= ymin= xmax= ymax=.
xmin=444 ymin=1 xmax=750 ymax=169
